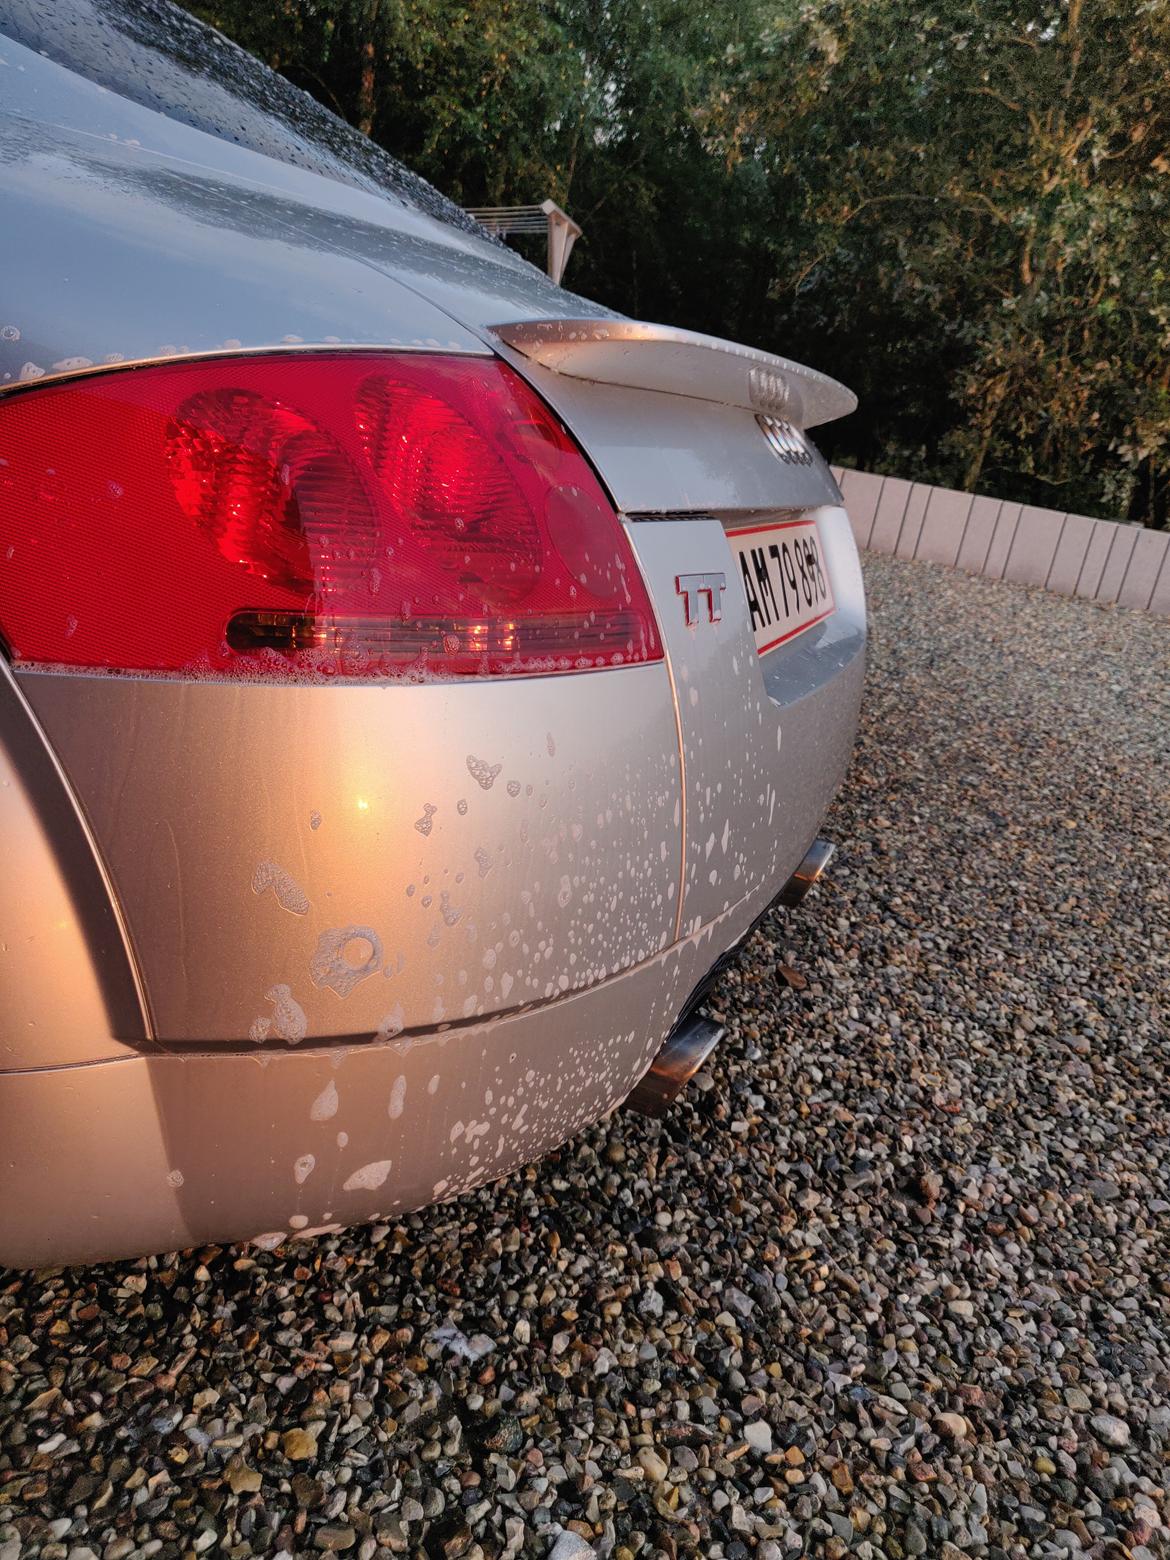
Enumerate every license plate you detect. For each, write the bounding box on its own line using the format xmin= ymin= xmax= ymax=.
xmin=728 ymin=519 xmax=834 ymax=654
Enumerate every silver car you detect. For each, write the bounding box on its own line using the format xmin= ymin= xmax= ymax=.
xmin=0 ymin=0 xmax=864 ymax=1266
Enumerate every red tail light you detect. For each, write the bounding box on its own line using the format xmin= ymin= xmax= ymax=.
xmin=0 ymin=353 xmax=663 ymax=678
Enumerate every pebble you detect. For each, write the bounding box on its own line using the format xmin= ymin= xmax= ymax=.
xmin=281 ymin=1427 xmax=318 ymax=1461
xmin=546 ymin=1534 xmax=596 ymax=1560
xmin=313 ymin=1526 xmax=356 ymax=1552
xmin=635 ymin=1448 xmax=668 ymax=1483
xmin=225 ymin=1461 xmax=263 ymax=1494
xmin=1090 ymin=1413 xmax=1132 ymax=1448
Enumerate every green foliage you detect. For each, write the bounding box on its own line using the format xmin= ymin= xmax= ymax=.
xmin=187 ymin=0 xmax=1170 ymax=525
xmin=720 ymin=0 xmax=1170 ymax=523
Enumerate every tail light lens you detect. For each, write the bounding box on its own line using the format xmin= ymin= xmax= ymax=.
xmin=0 ymin=353 xmax=662 ymax=678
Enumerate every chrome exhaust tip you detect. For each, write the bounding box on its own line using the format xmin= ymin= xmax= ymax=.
xmin=625 ymin=1015 xmax=725 ymax=1118
xmin=626 ymin=840 xmax=835 ymax=1117
xmin=775 ymin=837 xmax=835 ymax=909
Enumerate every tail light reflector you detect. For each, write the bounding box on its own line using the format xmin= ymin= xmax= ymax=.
xmin=0 ymin=353 xmax=662 ymax=678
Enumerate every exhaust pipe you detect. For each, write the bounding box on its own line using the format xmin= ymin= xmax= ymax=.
xmin=627 ymin=839 xmax=834 ymax=1117
xmin=775 ymin=837 xmax=835 ymax=908
xmin=626 ymin=1015 xmax=725 ymax=1117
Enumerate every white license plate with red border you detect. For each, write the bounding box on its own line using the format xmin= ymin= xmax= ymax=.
xmin=728 ymin=519 xmax=834 ymax=654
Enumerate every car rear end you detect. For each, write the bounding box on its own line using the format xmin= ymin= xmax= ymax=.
xmin=0 ymin=0 xmax=864 ymax=1267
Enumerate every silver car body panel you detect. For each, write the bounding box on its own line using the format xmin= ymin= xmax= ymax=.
xmin=629 ymin=511 xmax=865 ymax=935
xmin=20 ymin=663 xmax=683 ymax=1052
xmin=0 ymin=37 xmax=603 ymax=393
xmin=490 ymin=358 xmax=844 ymax=517
xmin=0 ymin=4 xmax=865 ymax=1264
xmin=15 ymin=501 xmax=863 ymax=1060
xmin=0 ymin=659 xmax=148 ymax=1069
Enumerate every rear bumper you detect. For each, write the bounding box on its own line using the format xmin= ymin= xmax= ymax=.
xmin=0 ymin=892 xmax=766 ymax=1268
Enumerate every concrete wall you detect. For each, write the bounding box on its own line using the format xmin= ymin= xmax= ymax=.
xmin=832 ymin=467 xmax=1170 ymax=618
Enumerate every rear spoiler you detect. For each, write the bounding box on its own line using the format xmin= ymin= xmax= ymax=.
xmin=490 ymin=318 xmax=856 ymax=430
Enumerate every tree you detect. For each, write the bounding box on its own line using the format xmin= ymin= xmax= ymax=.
xmin=191 ymin=0 xmax=577 ymax=204
xmin=187 ymin=0 xmax=1170 ymax=526
xmin=705 ymin=0 xmax=1170 ymax=524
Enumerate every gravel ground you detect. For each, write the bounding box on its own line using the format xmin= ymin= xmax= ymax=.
xmin=3 ymin=554 xmax=1169 ymax=1560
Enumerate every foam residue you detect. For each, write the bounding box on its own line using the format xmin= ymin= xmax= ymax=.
xmin=388 ymin=1074 xmax=407 ymax=1119
xmin=310 ymin=926 xmax=383 ymax=997
xmin=309 ymin=1079 xmax=339 ymax=1121
xmin=251 ymin=860 xmax=310 ymax=916
xmin=343 ymin=1159 xmax=393 ymax=1192
xmin=466 ymin=754 xmax=502 ymax=790
xmin=264 ymin=984 xmax=308 ymax=1044
xmin=376 ymin=1004 xmax=405 ymax=1041
xmin=250 ymin=1231 xmax=286 ymax=1251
